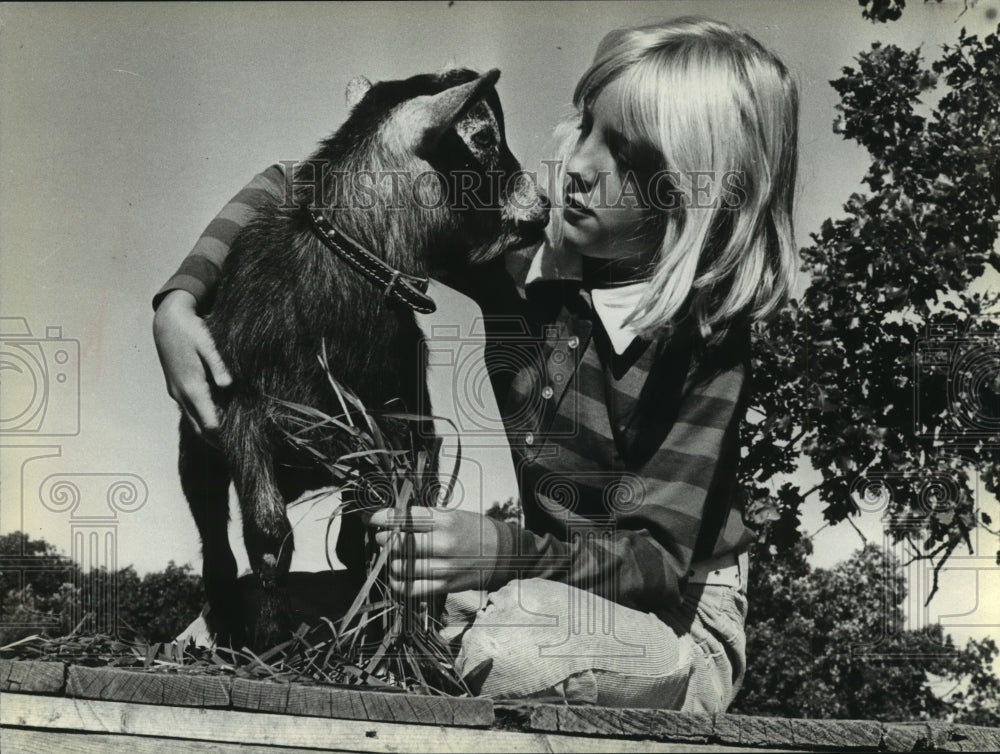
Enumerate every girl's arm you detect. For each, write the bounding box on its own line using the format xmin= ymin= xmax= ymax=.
xmin=369 ymin=331 xmax=752 ymax=612
xmin=153 ymin=164 xmax=287 ymax=311
xmin=152 ymin=165 xmax=285 ymax=441
xmin=491 ymin=336 xmax=751 ymax=612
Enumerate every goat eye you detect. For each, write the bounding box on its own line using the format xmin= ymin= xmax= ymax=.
xmin=470 ymin=130 xmax=496 ymax=150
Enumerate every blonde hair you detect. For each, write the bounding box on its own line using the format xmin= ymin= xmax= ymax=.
xmin=548 ymin=17 xmax=799 ymax=341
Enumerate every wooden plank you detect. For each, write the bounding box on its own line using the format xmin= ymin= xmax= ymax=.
xmin=231 ymin=675 xmax=291 ymax=713
xmin=503 ymin=700 xmax=1000 ymax=754
xmin=231 ymin=677 xmax=494 ymax=727
xmin=1 ymin=692 xmax=777 ymax=752
xmin=66 ymin=665 xmax=231 ymax=708
xmin=728 ymin=714 xmax=797 ymax=748
xmin=530 ymin=705 xmax=714 ymax=742
xmin=709 ymin=712 xmax=742 ymax=744
xmin=954 ymin=723 xmax=1000 ymax=752
xmin=723 ymin=714 xmax=883 ymax=750
xmin=531 ymin=707 xmax=886 ymax=751
xmin=0 ymin=659 xmax=65 ymax=694
xmin=1 ymin=728 xmax=329 ymax=754
xmin=787 ymin=718 xmax=882 ymax=750
xmin=881 ymin=722 xmax=929 ymax=752
xmin=926 ymin=721 xmax=1000 ymax=752
xmin=528 ymin=705 xmax=891 ymax=752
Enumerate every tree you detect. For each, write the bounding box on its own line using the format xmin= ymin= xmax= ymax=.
xmin=117 ymin=562 xmax=205 ymax=642
xmin=858 ymin=0 xmax=989 ymax=24
xmin=1 ymin=533 xmax=204 ymax=646
xmin=732 ymin=542 xmax=1000 ymax=724
xmin=0 ymin=532 xmax=79 ymax=604
xmin=0 ymin=533 xmax=80 ymax=645
xmin=741 ymin=27 xmax=1000 ymax=598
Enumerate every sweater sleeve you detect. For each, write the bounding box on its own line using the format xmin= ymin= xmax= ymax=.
xmin=152 ymin=164 xmax=286 ymax=311
xmin=489 ymin=339 xmax=750 ymax=613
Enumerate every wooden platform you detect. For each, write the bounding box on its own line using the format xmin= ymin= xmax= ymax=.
xmin=3 ymin=659 xmax=998 ymax=752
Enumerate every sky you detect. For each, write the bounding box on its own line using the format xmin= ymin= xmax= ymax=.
xmin=1 ymin=1 xmax=998 ymax=656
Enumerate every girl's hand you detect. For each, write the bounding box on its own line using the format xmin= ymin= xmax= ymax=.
xmin=368 ymin=506 xmax=499 ymax=598
xmin=153 ymin=289 xmax=232 ymax=446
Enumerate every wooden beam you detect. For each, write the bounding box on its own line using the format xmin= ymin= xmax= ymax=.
xmin=923 ymin=721 xmax=1000 ymax=752
xmin=6 ymin=661 xmax=1000 ymax=752
xmin=231 ymin=677 xmax=493 ymax=727
xmin=527 ymin=705 xmax=889 ymax=751
xmin=57 ymin=665 xmax=492 ymax=727
xmin=530 ymin=705 xmax=715 ymax=743
xmin=67 ymin=665 xmax=231 ymax=708
xmin=1 ymin=728 xmax=326 ymax=754
xmin=0 ymin=659 xmax=65 ymax=694
xmin=1 ymin=693 xmax=781 ymax=753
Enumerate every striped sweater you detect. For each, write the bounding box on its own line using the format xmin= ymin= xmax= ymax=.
xmin=491 ymin=279 xmax=753 ymax=614
xmin=153 ymin=164 xmax=287 ymax=311
xmin=155 ymin=164 xmax=754 ymax=615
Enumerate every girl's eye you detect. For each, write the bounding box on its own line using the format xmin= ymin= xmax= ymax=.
xmin=615 ymin=138 xmax=664 ymax=175
xmin=609 ymin=134 xmax=636 ymax=170
xmin=615 ymin=147 xmax=635 ymax=170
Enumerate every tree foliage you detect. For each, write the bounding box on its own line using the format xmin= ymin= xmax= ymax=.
xmin=859 ymin=0 xmax=928 ymax=23
xmin=1 ymin=533 xmax=204 ymax=645
xmin=861 ymin=0 xmax=909 ymax=23
xmin=0 ymin=532 xmax=78 ymax=643
xmin=741 ymin=27 xmax=1000 ymax=596
xmin=116 ymin=563 xmax=207 ymax=641
xmin=732 ymin=542 xmax=1000 ymax=725
xmin=858 ymin=0 xmax=976 ymax=24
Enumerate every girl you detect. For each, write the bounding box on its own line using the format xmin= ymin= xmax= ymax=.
xmin=153 ymin=17 xmax=799 ymax=711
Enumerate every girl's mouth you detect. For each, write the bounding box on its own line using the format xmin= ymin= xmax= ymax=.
xmin=563 ymin=194 xmax=594 ymax=219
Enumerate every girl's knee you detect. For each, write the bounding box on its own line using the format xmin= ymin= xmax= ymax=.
xmin=454 ymin=579 xmax=585 ymax=698
xmin=486 ymin=577 xmax=576 ymax=620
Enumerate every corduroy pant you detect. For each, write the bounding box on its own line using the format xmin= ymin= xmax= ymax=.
xmin=441 ymin=578 xmax=747 ymax=711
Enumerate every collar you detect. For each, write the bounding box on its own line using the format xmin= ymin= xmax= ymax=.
xmin=590 ymin=282 xmax=650 ymax=355
xmin=302 ymin=205 xmax=437 ymax=314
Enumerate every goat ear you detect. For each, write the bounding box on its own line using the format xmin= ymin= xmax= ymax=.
xmin=345 ymin=76 xmax=372 ymax=109
xmin=408 ymin=69 xmax=500 ymax=159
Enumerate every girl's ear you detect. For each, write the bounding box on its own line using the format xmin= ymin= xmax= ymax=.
xmin=345 ymin=76 xmax=372 ymax=109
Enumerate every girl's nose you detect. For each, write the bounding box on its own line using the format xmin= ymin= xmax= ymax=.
xmin=565 ymin=139 xmax=599 ymax=189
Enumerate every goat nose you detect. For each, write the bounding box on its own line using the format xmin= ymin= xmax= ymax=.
xmin=515 ymin=189 xmax=550 ymax=229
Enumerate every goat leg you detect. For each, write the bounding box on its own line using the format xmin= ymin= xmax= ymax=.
xmin=178 ymin=419 xmax=243 ymax=646
xmin=224 ymin=402 xmax=295 ymax=651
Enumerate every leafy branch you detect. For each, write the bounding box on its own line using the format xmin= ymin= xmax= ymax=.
xmin=741 ymin=27 xmax=1000 ymax=582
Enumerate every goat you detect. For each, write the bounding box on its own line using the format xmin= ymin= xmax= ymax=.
xmin=178 ymin=68 xmax=549 ymax=650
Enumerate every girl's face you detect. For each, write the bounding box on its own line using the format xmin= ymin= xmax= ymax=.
xmin=561 ymin=77 xmax=664 ymax=270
